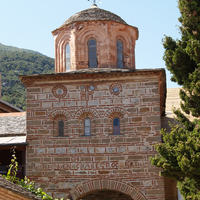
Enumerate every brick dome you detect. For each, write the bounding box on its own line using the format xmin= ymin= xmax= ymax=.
xmin=59 ymin=4 xmax=127 ymax=29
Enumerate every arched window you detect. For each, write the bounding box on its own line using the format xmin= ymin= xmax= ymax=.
xmin=66 ymin=43 xmax=70 ymax=71
xmin=88 ymin=39 xmax=98 ymax=68
xmin=117 ymin=40 xmax=124 ymax=69
xmin=113 ymin=118 xmax=120 ymax=135
xmin=58 ymin=120 xmax=64 ymax=137
xmin=84 ymin=118 xmax=91 ymax=136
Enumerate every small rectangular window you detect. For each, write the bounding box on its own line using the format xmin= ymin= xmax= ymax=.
xmin=84 ymin=118 xmax=91 ymax=136
xmin=113 ymin=118 xmax=120 ymax=135
xmin=117 ymin=40 xmax=124 ymax=69
xmin=88 ymin=39 xmax=98 ymax=68
xmin=58 ymin=120 xmax=64 ymax=137
xmin=66 ymin=44 xmax=71 ymax=71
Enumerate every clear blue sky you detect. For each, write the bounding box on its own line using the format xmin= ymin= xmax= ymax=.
xmin=0 ymin=0 xmax=181 ymax=88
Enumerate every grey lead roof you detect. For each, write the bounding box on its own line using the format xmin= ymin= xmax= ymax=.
xmin=0 ymin=99 xmax=23 ymax=112
xmin=60 ymin=4 xmax=127 ymax=28
xmin=0 ymin=113 xmax=26 ymax=137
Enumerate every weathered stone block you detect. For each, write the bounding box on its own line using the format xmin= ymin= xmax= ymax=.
xmin=54 ymin=157 xmax=70 ymax=162
xmin=143 ymin=97 xmax=159 ymax=103
xmin=27 ymin=88 xmax=41 ymax=93
xmin=79 ymin=147 xmax=87 ymax=153
xmin=27 ymin=103 xmax=40 ymax=108
xmin=80 ymin=157 xmax=92 ymax=161
xmin=137 ymin=127 xmax=151 ymax=132
xmin=106 ymin=147 xmax=116 ymax=153
xmin=126 ymin=138 xmax=140 ymax=142
xmin=110 ymin=156 xmax=125 ymax=161
xmin=132 ymin=117 xmax=142 ymax=122
xmin=56 ymin=148 xmax=66 ymax=154
xmin=146 ymin=116 xmax=160 ymax=122
xmin=95 ymin=147 xmax=105 ymax=153
xmin=27 ymin=120 xmax=41 ymax=126
xmin=27 ymin=157 xmax=40 ymax=162
xmin=146 ymin=136 xmax=161 ymax=142
xmin=139 ymin=107 xmax=149 ymax=113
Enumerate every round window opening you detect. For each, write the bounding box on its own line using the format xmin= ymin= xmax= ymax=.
xmin=89 ymin=85 xmax=95 ymax=91
xmin=113 ymin=86 xmax=119 ymax=93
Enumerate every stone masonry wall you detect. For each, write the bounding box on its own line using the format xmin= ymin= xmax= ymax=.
xmin=0 ymin=112 xmax=26 ymax=136
xmin=26 ymin=74 xmax=165 ymax=200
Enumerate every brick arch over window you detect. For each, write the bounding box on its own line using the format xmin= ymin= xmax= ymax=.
xmin=75 ymin=108 xmax=100 ymax=136
xmin=75 ymin=108 xmax=100 ymax=120
xmin=48 ymin=109 xmax=72 ymax=120
xmin=104 ymin=107 xmax=128 ymax=119
xmin=54 ymin=31 xmax=72 ymax=73
xmin=104 ymin=107 xmax=128 ymax=135
xmin=49 ymin=109 xmax=72 ymax=137
xmin=112 ymin=28 xmax=136 ymax=69
xmin=76 ymin=25 xmax=106 ymax=69
xmin=69 ymin=179 xmax=148 ymax=200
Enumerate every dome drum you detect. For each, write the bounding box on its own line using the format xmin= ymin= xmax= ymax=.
xmin=52 ymin=5 xmax=139 ymax=73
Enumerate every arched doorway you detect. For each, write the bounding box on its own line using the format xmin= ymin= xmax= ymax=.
xmin=77 ymin=189 xmax=133 ymax=200
xmin=69 ymin=179 xmax=148 ymax=200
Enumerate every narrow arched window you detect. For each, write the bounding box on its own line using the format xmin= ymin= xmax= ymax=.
xmin=117 ymin=40 xmax=124 ymax=69
xmin=66 ymin=43 xmax=70 ymax=71
xmin=84 ymin=118 xmax=91 ymax=136
xmin=113 ymin=118 xmax=120 ymax=135
xmin=88 ymin=39 xmax=98 ymax=68
xmin=58 ymin=120 xmax=64 ymax=137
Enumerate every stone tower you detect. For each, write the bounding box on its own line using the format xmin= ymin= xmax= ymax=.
xmin=20 ymin=4 xmax=166 ymax=200
xmin=52 ymin=4 xmax=138 ymax=72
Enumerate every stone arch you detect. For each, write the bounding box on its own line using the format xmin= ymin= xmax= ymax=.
xmin=104 ymin=107 xmax=128 ymax=119
xmin=104 ymin=107 xmax=128 ymax=135
xmin=69 ymin=179 xmax=148 ymax=200
xmin=54 ymin=30 xmax=72 ymax=72
xmin=48 ymin=109 xmax=72 ymax=120
xmin=48 ymin=109 xmax=72 ymax=137
xmin=75 ymin=108 xmax=100 ymax=136
xmin=76 ymin=25 xmax=107 ymax=68
xmin=112 ymin=26 xmax=135 ymax=69
xmin=75 ymin=108 xmax=100 ymax=120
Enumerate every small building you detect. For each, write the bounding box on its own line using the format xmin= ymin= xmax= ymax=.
xmin=0 ymin=74 xmax=26 ymax=178
xmin=19 ymin=4 xmax=170 ymax=200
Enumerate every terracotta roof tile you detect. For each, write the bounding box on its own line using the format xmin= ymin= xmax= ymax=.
xmin=59 ymin=4 xmax=127 ymax=29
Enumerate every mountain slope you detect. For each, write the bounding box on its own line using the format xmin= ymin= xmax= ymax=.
xmin=0 ymin=43 xmax=43 ymax=55
xmin=0 ymin=47 xmax=54 ymax=110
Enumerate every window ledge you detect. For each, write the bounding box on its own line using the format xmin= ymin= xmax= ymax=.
xmin=109 ymin=134 xmax=125 ymax=136
xmin=79 ymin=135 xmax=97 ymax=137
xmin=55 ymin=136 xmax=70 ymax=138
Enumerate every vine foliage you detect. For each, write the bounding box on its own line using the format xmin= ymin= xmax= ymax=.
xmin=2 ymin=146 xmax=64 ymax=200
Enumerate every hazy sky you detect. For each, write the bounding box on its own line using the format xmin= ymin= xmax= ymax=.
xmin=0 ymin=0 xmax=181 ymax=88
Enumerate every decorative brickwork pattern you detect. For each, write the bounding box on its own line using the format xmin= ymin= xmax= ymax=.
xmin=70 ymin=179 xmax=148 ymax=200
xmin=24 ymin=70 xmax=166 ymax=200
xmin=109 ymin=83 xmax=122 ymax=96
xmin=52 ymin=84 xmax=68 ymax=99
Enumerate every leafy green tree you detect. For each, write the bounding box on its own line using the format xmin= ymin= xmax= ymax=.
xmin=150 ymin=0 xmax=200 ymax=199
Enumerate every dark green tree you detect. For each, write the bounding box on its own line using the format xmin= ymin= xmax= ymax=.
xmin=0 ymin=48 xmax=55 ymax=110
xmin=150 ymin=0 xmax=200 ymax=199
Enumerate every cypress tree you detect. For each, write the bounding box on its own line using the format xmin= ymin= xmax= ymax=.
xmin=150 ymin=0 xmax=200 ymax=199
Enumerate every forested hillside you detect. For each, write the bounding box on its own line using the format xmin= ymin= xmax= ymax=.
xmin=0 ymin=43 xmax=43 ymax=55
xmin=0 ymin=45 xmax=54 ymax=111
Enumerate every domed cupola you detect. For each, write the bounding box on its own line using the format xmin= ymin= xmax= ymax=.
xmin=52 ymin=4 xmax=139 ymax=73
